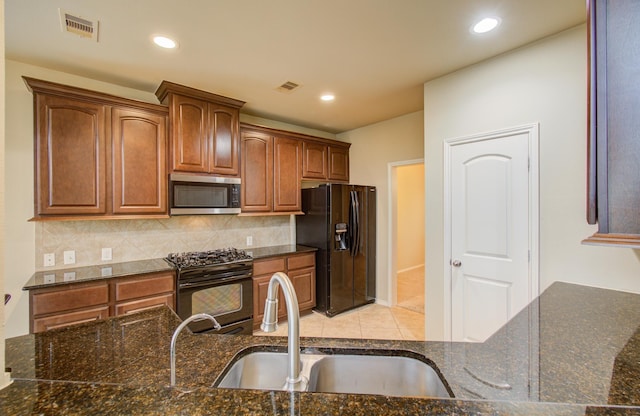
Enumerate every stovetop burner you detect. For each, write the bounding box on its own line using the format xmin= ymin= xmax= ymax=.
xmin=166 ymin=248 xmax=252 ymax=269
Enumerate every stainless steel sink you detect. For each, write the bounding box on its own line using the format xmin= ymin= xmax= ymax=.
xmin=307 ymin=354 xmax=451 ymax=397
xmin=216 ymin=351 xmax=452 ymax=398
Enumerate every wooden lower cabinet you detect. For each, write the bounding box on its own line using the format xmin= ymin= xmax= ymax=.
xmin=252 ymin=252 xmax=316 ymax=329
xmin=29 ymin=271 xmax=176 ymax=333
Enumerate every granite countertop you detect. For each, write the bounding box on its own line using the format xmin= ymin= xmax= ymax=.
xmin=3 ymin=282 xmax=640 ymax=415
xmin=23 ymin=245 xmax=317 ymax=290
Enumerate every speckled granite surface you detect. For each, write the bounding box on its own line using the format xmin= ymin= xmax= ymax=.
xmin=22 ymin=245 xmax=316 ymax=291
xmin=23 ymin=258 xmax=175 ymax=290
xmin=4 ymin=282 xmax=640 ymax=415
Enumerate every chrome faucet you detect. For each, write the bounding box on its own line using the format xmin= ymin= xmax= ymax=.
xmin=170 ymin=313 xmax=221 ymax=387
xmin=261 ymin=272 xmax=306 ymax=391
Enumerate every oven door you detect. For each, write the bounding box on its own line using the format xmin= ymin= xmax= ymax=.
xmin=177 ymin=276 xmax=253 ymax=334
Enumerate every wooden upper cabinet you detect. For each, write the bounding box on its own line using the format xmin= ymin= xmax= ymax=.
xmin=155 ymin=81 xmax=244 ymax=177
xmin=584 ymin=0 xmax=640 ymax=247
xmin=241 ymin=130 xmax=273 ymax=212
xmin=170 ymin=94 xmax=209 ymax=173
xmin=24 ymin=77 xmax=169 ymax=220
xmin=34 ymin=94 xmax=107 ymax=215
xmin=273 ymin=136 xmax=302 ymax=212
xmin=328 ymin=145 xmax=349 ymax=182
xmin=240 ymin=125 xmax=302 ymax=214
xmin=302 ymin=141 xmax=328 ymax=180
xmin=111 ymin=107 xmax=167 ymax=214
xmin=209 ymin=102 xmax=240 ymax=176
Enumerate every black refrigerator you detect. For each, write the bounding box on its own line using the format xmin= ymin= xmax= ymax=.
xmin=296 ymin=184 xmax=376 ymax=316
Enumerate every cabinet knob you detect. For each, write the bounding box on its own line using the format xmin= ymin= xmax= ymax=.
xmin=451 ymin=259 xmax=462 ymax=267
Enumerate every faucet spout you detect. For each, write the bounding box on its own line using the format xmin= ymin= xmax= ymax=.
xmin=260 ymin=272 xmax=306 ymax=391
xmin=170 ymin=313 xmax=221 ymax=387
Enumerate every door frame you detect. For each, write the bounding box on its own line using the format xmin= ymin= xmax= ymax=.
xmin=443 ymin=123 xmax=540 ymax=341
xmin=387 ymin=158 xmax=424 ymax=307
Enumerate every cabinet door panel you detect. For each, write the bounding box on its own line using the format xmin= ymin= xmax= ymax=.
xmin=115 ymin=293 xmax=175 ymax=315
xmin=302 ymin=141 xmax=328 ymax=179
xmin=114 ymin=272 xmax=175 ymax=301
xmin=36 ymin=95 xmax=106 ymax=214
xmin=287 ymin=253 xmax=315 ymax=270
xmin=273 ymin=136 xmax=302 ymax=212
xmin=289 ymin=267 xmax=316 ymax=312
xmin=171 ymin=95 xmax=208 ymax=173
xmin=328 ymin=146 xmax=349 ymax=182
xmin=112 ymin=108 xmax=167 ymax=214
xmin=33 ymin=306 xmax=109 ymax=333
xmin=209 ymin=103 xmax=240 ymax=176
xmin=241 ymin=131 xmax=273 ymax=212
xmin=32 ymin=283 xmax=109 ymax=316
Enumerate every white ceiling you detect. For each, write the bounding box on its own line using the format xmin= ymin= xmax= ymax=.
xmin=5 ymin=0 xmax=586 ymax=133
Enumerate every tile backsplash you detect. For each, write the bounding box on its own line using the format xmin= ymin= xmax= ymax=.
xmin=36 ymin=215 xmax=292 ymax=270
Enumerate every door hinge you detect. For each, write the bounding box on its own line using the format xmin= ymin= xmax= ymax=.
xmin=528 ymin=250 xmax=531 ymax=262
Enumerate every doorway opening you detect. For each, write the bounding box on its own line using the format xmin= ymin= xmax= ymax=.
xmin=389 ymin=160 xmax=425 ymax=314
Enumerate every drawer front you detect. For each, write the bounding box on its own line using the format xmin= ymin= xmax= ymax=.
xmin=287 ymin=253 xmax=315 ymax=270
xmin=115 ymin=293 xmax=175 ymax=315
xmin=33 ymin=306 xmax=109 ymax=333
xmin=32 ymin=283 xmax=109 ymax=316
xmin=253 ymin=257 xmax=286 ymax=276
xmin=114 ymin=273 xmax=175 ymax=301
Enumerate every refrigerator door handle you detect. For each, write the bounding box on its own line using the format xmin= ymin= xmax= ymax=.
xmin=349 ymin=190 xmax=360 ymax=257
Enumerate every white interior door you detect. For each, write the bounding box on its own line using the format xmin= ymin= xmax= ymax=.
xmin=448 ymin=126 xmax=537 ymax=342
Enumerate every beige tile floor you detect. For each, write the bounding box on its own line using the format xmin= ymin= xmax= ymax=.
xmin=254 ymin=303 xmax=426 ymax=341
xmin=397 ymin=266 xmax=425 ymax=314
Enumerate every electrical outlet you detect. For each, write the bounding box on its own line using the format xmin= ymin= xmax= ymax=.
xmin=44 ymin=253 xmax=55 ymax=267
xmin=63 ymin=250 xmax=76 ymax=265
xmin=246 ymin=236 xmax=253 ymax=246
xmin=101 ymin=247 xmax=112 ymax=261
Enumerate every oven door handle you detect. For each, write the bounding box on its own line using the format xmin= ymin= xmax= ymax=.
xmin=178 ymin=274 xmax=251 ymax=289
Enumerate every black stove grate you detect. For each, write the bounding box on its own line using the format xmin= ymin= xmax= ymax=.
xmin=166 ymin=248 xmax=252 ymax=270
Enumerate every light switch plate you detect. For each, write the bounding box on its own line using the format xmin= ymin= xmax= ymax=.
xmin=101 ymin=247 xmax=112 ymax=261
xmin=63 ymin=250 xmax=75 ymax=265
xmin=44 ymin=253 xmax=55 ymax=267
xmin=246 ymin=236 xmax=253 ymax=246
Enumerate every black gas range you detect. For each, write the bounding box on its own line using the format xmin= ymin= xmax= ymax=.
xmin=166 ymin=248 xmax=254 ymax=335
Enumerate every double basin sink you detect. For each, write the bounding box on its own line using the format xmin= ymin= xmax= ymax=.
xmin=216 ymin=349 xmax=452 ymax=398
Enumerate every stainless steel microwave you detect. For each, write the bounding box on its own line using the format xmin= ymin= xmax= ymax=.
xmin=169 ymin=173 xmax=241 ymax=215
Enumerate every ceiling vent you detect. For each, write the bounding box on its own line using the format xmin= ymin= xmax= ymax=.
xmin=59 ymin=9 xmax=99 ymax=41
xmin=276 ymin=81 xmax=301 ymax=93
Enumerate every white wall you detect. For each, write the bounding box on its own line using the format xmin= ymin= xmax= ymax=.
xmin=424 ymin=24 xmax=640 ymax=340
xmin=338 ymin=111 xmax=424 ymax=304
xmin=0 ymin=0 xmax=12 ymax=390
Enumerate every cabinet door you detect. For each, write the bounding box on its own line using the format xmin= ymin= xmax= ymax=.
xmin=115 ymin=293 xmax=175 ymax=315
xmin=289 ymin=267 xmax=316 ymax=312
xmin=35 ymin=94 xmax=107 ymax=215
xmin=328 ymin=145 xmax=349 ymax=182
xmin=170 ymin=94 xmax=209 ymax=173
xmin=253 ymin=274 xmax=287 ymax=327
xmin=113 ymin=272 xmax=175 ymax=302
xmin=112 ymin=108 xmax=168 ymax=214
xmin=209 ymin=102 xmax=240 ymax=176
xmin=33 ymin=306 xmax=110 ymax=333
xmin=241 ymin=131 xmax=273 ymax=212
xmin=273 ymin=136 xmax=302 ymax=212
xmin=302 ymin=141 xmax=328 ymax=180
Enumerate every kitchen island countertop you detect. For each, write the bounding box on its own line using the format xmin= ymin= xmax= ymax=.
xmin=3 ymin=282 xmax=640 ymax=415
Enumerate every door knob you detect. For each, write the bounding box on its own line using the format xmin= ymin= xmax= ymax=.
xmin=451 ymin=259 xmax=462 ymax=267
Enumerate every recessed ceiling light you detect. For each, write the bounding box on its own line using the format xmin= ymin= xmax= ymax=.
xmin=153 ymin=35 xmax=177 ymax=49
xmin=320 ymin=94 xmax=335 ymax=102
xmin=472 ymin=17 xmax=500 ymax=34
